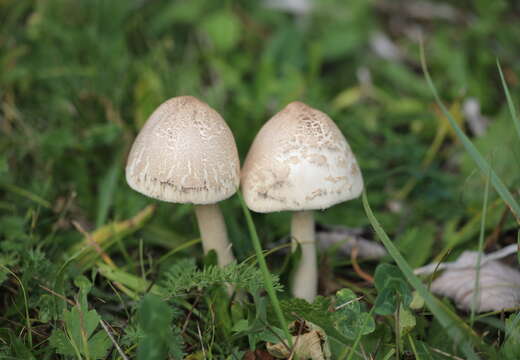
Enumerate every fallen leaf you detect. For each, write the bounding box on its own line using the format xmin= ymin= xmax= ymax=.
xmin=429 ymin=251 xmax=520 ymax=312
xmin=269 ymin=224 xmax=387 ymax=260
xmin=317 ymin=225 xmax=387 ymax=260
xmin=266 ymin=321 xmax=331 ymax=360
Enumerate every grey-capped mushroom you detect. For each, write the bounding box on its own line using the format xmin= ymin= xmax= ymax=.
xmin=126 ymin=96 xmax=239 ymax=267
xmin=241 ymin=101 xmax=363 ymax=301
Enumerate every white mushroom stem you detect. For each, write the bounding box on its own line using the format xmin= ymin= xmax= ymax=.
xmin=194 ymin=204 xmax=235 ymax=267
xmin=291 ymin=210 xmax=318 ymax=302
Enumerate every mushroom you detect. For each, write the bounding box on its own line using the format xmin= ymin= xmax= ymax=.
xmin=241 ymin=101 xmax=363 ymax=301
xmin=126 ymin=96 xmax=239 ymax=267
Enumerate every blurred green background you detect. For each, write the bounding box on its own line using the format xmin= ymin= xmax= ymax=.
xmin=1 ymin=0 xmax=519 ymax=272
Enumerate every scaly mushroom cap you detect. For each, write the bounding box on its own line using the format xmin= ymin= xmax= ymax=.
xmin=126 ymin=96 xmax=240 ymax=204
xmin=241 ymin=101 xmax=363 ymax=212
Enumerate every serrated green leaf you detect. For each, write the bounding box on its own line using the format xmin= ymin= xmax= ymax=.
xmin=137 ymin=294 xmax=184 ymax=360
xmin=87 ymin=331 xmax=112 ymax=360
xmin=49 ymin=329 xmax=76 ymax=356
xmin=501 ymin=314 xmax=520 ymax=359
xmin=6 ymin=332 xmax=37 ymax=360
xmin=279 ymin=297 xmax=352 ymax=345
xmin=138 ymin=294 xmax=173 ymax=333
xmin=49 ymin=277 xmax=110 ymax=360
xmin=64 ymin=307 xmax=101 ymax=345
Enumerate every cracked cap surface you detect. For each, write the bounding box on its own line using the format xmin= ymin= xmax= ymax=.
xmin=126 ymin=96 xmax=240 ymax=204
xmin=241 ymin=101 xmax=363 ymax=212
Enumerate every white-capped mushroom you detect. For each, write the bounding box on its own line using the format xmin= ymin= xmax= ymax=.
xmin=241 ymin=101 xmax=363 ymax=301
xmin=126 ymin=96 xmax=239 ymax=267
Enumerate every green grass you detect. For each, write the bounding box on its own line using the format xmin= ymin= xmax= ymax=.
xmin=1 ymin=0 xmax=520 ymax=358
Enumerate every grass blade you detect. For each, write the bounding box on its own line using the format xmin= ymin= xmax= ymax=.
xmin=497 ymin=59 xmax=520 ymax=141
xmin=1 ymin=266 xmax=32 ymax=348
xmin=237 ymin=191 xmax=291 ymax=346
xmin=96 ymin=153 xmax=122 ymax=228
xmin=420 ymin=43 xmax=520 ymax=220
xmin=362 ymin=191 xmax=490 ymax=359
xmin=470 ymin=168 xmax=491 ymax=326
xmin=0 ymin=182 xmax=51 ymax=209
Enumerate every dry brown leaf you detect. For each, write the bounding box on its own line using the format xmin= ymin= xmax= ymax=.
xmin=266 ymin=321 xmax=331 ymax=360
xmin=429 ymin=251 xmax=520 ymax=312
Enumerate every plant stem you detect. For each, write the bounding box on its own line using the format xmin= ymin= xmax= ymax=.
xmin=238 ymin=191 xmax=292 ymax=346
xmin=194 ymin=204 xmax=235 ymax=267
xmin=291 ymin=210 xmax=318 ymax=302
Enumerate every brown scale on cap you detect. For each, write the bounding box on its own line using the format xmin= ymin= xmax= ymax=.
xmin=126 ymin=96 xmax=240 ymax=204
xmin=241 ymin=101 xmax=363 ymax=212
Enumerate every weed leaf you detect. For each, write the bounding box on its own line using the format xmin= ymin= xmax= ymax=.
xmin=374 ymin=264 xmax=413 ymax=315
xmin=137 ymin=293 xmax=184 ymax=360
xmin=334 ymin=288 xmax=375 ymax=339
xmin=501 ymin=313 xmax=520 ymax=359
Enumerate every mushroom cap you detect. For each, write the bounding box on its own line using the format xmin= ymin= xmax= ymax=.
xmin=126 ymin=96 xmax=240 ymax=204
xmin=241 ymin=101 xmax=363 ymax=212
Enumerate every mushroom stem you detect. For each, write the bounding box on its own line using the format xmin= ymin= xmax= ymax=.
xmin=194 ymin=203 xmax=235 ymax=267
xmin=291 ymin=210 xmax=317 ymax=302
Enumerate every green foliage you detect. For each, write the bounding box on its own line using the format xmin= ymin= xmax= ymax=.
xmin=459 ymin=114 xmax=520 ymax=205
xmin=363 ymin=192 xmax=493 ymax=359
xmin=497 ymin=59 xmax=520 ymax=142
xmin=334 ymin=289 xmax=375 ymax=339
xmin=137 ymin=294 xmax=184 ymax=360
xmin=0 ymin=334 xmax=36 ymax=360
xmin=162 ymin=258 xmax=282 ymax=296
xmin=398 ymin=304 xmax=416 ymax=343
xmin=421 ymin=42 xmax=520 ymax=219
xmin=232 ymin=295 xmax=286 ymax=349
xmin=200 ymin=10 xmax=241 ymax=52
xmin=395 ymin=226 xmax=435 ymax=268
xmin=374 ymin=264 xmax=413 ymax=315
xmin=278 ymin=296 xmax=357 ymax=348
xmin=500 ymin=313 xmax=520 ymax=359
xmin=49 ymin=277 xmax=111 ymax=359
